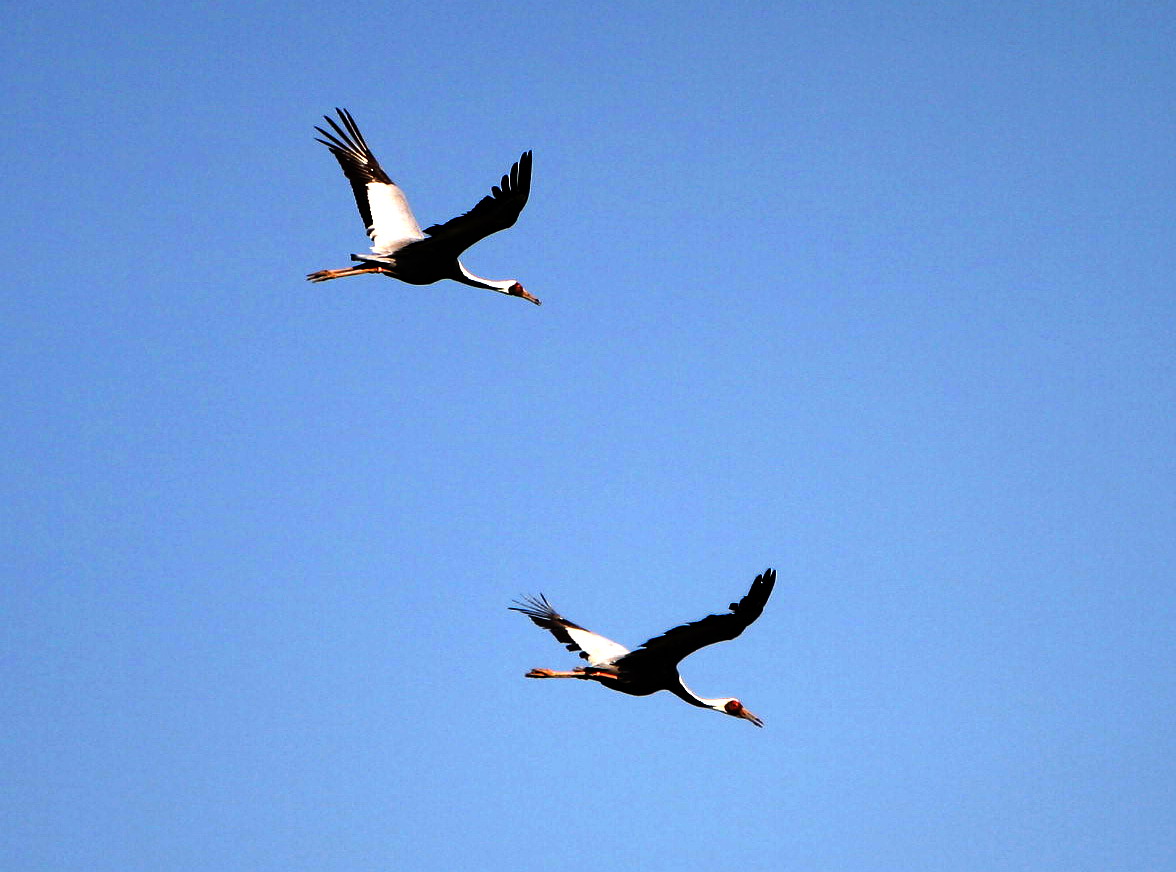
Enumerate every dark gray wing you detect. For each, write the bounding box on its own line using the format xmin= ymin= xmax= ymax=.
xmin=620 ymin=569 xmax=777 ymax=669
xmin=421 ymin=151 xmax=532 ymax=255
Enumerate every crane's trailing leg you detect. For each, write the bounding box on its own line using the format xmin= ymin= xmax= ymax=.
xmin=306 ymin=266 xmax=390 ymax=283
xmin=525 ymin=668 xmax=584 ymax=679
xmin=524 ymin=667 xmax=619 ymax=680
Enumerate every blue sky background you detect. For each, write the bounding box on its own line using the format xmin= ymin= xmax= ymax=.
xmin=3 ymin=2 xmax=1174 ymax=870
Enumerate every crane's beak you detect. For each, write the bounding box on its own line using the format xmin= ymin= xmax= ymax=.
xmin=520 ymin=289 xmax=542 ymax=306
xmin=737 ymin=707 xmax=764 ymax=728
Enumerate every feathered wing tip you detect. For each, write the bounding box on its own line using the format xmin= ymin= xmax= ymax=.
xmin=420 ymin=150 xmax=533 ymax=241
xmin=314 ymin=108 xmax=367 ymax=155
xmin=326 ymin=108 xmax=366 ymax=148
xmin=509 ymin=594 xmax=594 ymax=659
xmin=509 ymin=593 xmax=570 ymax=630
xmin=313 ymin=107 xmax=393 ymax=186
xmin=623 ymin=566 xmax=778 ymax=664
xmin=494 ymin=151 xmax=532 ymax=199
xmin=481 ymin=151 xmax=532 ymax=202
xmin=731 ymin=568 xmax=776 ymax=617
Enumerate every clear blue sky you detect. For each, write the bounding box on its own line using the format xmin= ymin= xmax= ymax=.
xmin=3 ymin=2 xmax=1174 ymax=870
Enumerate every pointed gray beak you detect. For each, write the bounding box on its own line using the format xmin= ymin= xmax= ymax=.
xmin=738 ymin=706 xmax=764 ymax=727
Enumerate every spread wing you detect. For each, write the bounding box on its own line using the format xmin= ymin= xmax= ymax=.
xmin=314 ymin=108 xmax=423 ymax=255
xmin=620 ymin=569 xmax=777 ymax=670
xmin=510 ymin=594 xmax=630 ymax=667
xmin=421 ymin=151 xmax=532 ymax=256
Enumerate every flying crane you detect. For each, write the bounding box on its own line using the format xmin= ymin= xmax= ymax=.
xmin=308 ymin=108 xmax=540 ymax=305
xmin=511 ymin=569 xmax=776 ymax=726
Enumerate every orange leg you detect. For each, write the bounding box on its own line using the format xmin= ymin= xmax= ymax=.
xmin=306 ymin=266 xmax=389 ymax=283
xmin=524 ymin=668 xmax=619 ymax=680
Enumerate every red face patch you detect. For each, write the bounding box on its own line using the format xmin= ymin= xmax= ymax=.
xmin=724 ymin=699 xmax=742 ymax=714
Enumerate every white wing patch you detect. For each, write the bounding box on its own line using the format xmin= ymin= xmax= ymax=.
xmin=366 ymin=182 xmax=424 ymax=254
xmin=565 ymin=626 xmax=630 ymax=667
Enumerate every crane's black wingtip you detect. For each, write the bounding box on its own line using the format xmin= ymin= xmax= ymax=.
xmin=732 ymin=568 xmax=777 ymax=612
xmin=755 ymin=568 xmax=777 ymax=594
xmin=509 ymin=593 xmax=553 ymax=618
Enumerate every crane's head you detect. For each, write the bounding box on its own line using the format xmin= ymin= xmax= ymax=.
xmin=721 ymin=698 xmax=764 ymax=727
xmin=507 ymin=281 xmax=542 ymax=306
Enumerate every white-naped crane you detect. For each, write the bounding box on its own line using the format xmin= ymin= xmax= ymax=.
xmin=511 ymin=568 xmax=776 ymax=727
xmin=307 ymin=108 xmax=540 ymax=306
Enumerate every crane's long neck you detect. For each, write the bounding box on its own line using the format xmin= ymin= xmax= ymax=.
xmin=455 ymin=261 xmax=515 ymax=293
xmin=670 ymin=677 xmax=729 ymax=711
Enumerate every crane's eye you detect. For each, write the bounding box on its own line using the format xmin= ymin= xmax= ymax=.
xmin=724 ymin=700 xmax=742 ymax=714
